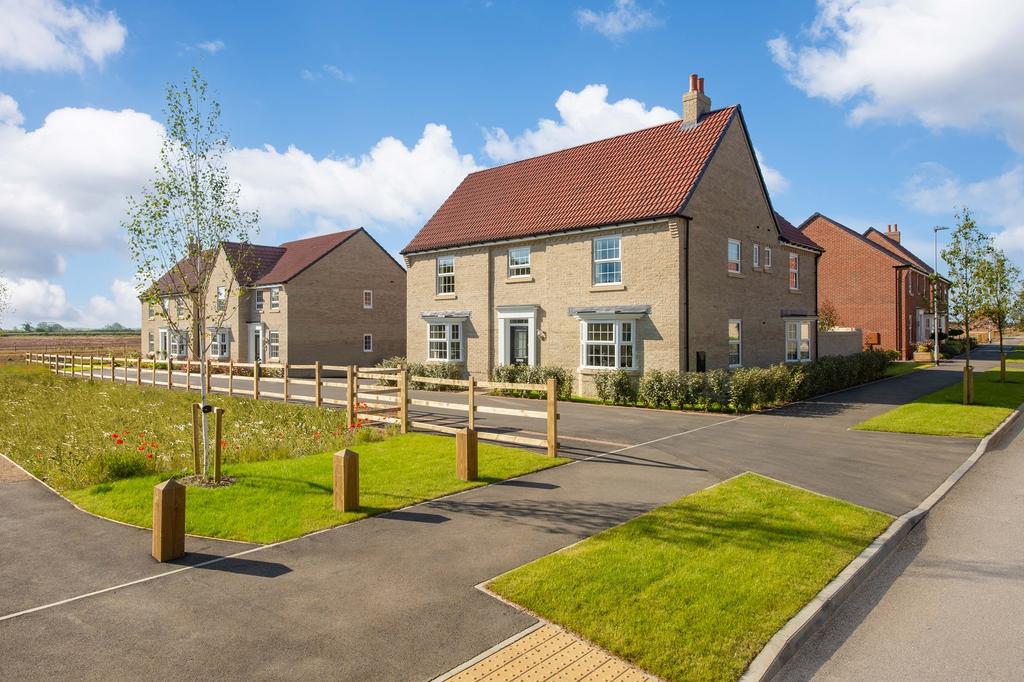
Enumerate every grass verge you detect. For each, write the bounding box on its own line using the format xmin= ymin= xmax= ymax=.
xmin=68 ymin=433 xmax=567 ymax=543
xmin=885 ymin=361 xmax=928 ymax=378
xmin=488 ymin=473 xmax=891 ymax=682
xmin=855 ymin=366 xmax=1024 ymax=437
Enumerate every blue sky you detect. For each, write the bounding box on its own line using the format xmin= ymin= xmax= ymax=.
xmin=1 ymin=0 xmax=1022 ymax=327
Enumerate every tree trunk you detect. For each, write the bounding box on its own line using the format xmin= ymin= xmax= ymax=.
xmin=198 ymin=329 xmax=211 ymax=478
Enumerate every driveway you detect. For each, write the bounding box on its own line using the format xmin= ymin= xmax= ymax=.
xmin=0 ymin=351 xmax=999 ymax=680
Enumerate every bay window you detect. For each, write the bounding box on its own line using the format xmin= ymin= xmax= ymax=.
xmin=428 ymin=322 xmax=462 ymax=361
xmin=786 ymin=320 xmax=812 ymax=362
xmin=581 ymin=320 xmax=636 ymax=369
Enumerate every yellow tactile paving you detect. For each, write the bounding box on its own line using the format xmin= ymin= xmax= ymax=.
xmin=448 ymin=624 xmax=653 ymax=682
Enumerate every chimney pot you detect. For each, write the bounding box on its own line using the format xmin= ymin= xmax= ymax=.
xmin=689 ymin=73 xmax=698 ymax=92
xmin=698 ymin=77 xmax=705 ymax=93
xmin=682 ymin=73 xmax=712 ymax=126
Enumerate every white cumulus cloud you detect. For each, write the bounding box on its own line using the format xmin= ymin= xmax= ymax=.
xmin=755 ymin=148 xmax=789 ymax=195
xmin=769 ymin=0 xmax=1024 ymax=151
xmin=576 ymin=0 xmax=660 ymax=40
xmin=0 ymin=0 xmax=126 ymax=72
xmin=903 ymin=162 xmax=1024 ymax=261
xmin=0 ymin=92 xmax=23 ymax=125
xmin=2 ymin=276 xmax=138 ymax=327
xmin=483 ymin=84 xmax=677 ymax=163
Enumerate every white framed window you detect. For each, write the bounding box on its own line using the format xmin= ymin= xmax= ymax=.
xmin=728 ymin=239 xmax=742 ymax=273
xmin=789 ymin=253 xmax=800 ymax=290
xmin=254 ymin=290 xmax=264 ymax=314
xmin=592 ymin=235 xmax=622 ymax=285
xmin=581 ymin=320 xmax=636 ymax=369
xmin=363 ymin=289 xmax=373 ymax=309
xmin=216 ymin=287 xmax=226 ymax=312
xmin=427 ymin=322 xmax=462 ymax=361
xmin=147 ymin=332 xmax=154 ymax=353
xmin=211 ymin=330 xmax=229 ymax=358
xmin=176 ymin=295 xmax=187 ymax=317
xmin=436 ymin=255 xmax=455 ymax=294
xmin=147 ymin=302 xmax=155 ymax=319
xmin=270 ymin=287 xmax=280 ymax=310
xmin=786 ymin=321 xmax=812 ymax=362
xmin=363 ymin=334 xmax=373 ymax=352
xmin=765 ymin=246 xmax=773 ymax=269
xmin=508 ymin=246 xmax=531 ymax=278
xmin=169 ymin=332 xmax=189 ymax=358
xmin=753 ymin=243 xmax=760 ymax=269
xmin=268 ymin=330 xmax=280 ymax=360
xmin=728 ymin=320 xmax=742 ymax=367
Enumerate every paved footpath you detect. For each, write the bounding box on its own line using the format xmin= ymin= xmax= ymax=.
xmin=0 ymin=351 xmax=1003 ymax=680
xmin=777 ymin=393 xmax=1024 ymax=681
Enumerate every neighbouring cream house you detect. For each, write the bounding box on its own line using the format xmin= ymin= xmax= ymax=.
xmin=141 ymin=228 xmax=406 ymax=366
xmin=401 ymin=75 xmax=821 ymax=394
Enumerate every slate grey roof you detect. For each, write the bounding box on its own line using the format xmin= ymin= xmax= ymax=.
xmin=420 ymin=310 xmax=472 ymax=319
xmin=568 ymin=305 xmax=651 ymax=316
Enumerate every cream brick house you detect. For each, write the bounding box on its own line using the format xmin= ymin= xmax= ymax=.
xmin=141 ymin=228 xmax=406 ymax=366
xmin=401 ymin=75 xmax=821 ymax=394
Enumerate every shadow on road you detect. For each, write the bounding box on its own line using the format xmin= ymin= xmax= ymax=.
xmin=171 ymin=554 xmax=292 ymax=578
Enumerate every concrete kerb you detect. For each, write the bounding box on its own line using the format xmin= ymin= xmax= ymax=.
xmin=740 ymin=401 xmax=1024 ymax=682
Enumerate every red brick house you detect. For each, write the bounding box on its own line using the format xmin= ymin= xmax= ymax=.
xmin=799 ymin=214 xmax=949 ymax=359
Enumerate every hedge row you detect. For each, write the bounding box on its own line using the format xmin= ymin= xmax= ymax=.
xmin=594 ymin=350 xmax=892 ymax=412
xmin=490 ymin=365 xmax=574 ymax=400
xmin=375 ymin=356 xmax=463 ymax=391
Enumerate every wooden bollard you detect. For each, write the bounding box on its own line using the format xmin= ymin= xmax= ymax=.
xmin=228 ymin=359 xmax=234 ymax=396
xmin=110 ymin=353 xmax=116 ymax=383
xmin=467 ymin=376 xmax=476 ymax=430
xmin=253 ymin=360 xmax=260 ymax=400
xmin=456 ymin=427 xmax=478 ymax=481
xmin=214 ymin=407 xmax=224 ymax=483
xmin=399 ymin=369 xmax=409 ymax=434
xmin=136 ymin=358 xmax=142 ymax=386
xmin=152 ymin=479 xmax=186 ymax=562
xmin=167 ymin=357 xmax=174 ymax=389
xmin=333 ymin=449 xmax=359 ymax=512
xmin=546 ymin=377 xmax=558 ymax=457
xmin=283 ymin=363 xmax=290 ymax=403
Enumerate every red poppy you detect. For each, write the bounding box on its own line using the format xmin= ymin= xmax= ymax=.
xmin=314 ymin=431 xmax=321 ymax=439
xmin=111 ymin=433 xmax=120 ymax=439
xmin=116 ymin=439 xmax=124 ymax=445
xmin=219 ymin=439 xmax=228 ymax=447
xmin=138 ymin=446 xmax=145 ymax=452
xmin=146 ymin=453 xmax=153 ymax=459
xmin=151 ymin=443 xmax=159 ymax=449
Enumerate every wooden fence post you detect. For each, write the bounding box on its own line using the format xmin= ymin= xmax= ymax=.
xmin=110 ymin=353 xmax=115 ymax=383
xmin=214 ymin=407 xmax=224 ymax=484
xmin=467 ymin=376 xmax=476 ymax=430
xmin=333 ymin=449 xmax=359 ymax=512
xmin=346 ymin=365 xmax=356 ymax=428
xmin=315 ymin=361 xmax=322 ymax=407
xmin=283 ymin=363 xmax=290 ymax=403
xmin=456 ymin=427 xmax=478 ymax=481
xmin=546 ymin=377 xmax=558 ymax=458
xmin=151 ymin=358 xmax=157 ymax=386
xmin=399 ymin=369 xmax=409 ymax=434
xmin=123 ymin=357 xmax=129 ymax=385
xmin=89 ymin=355 xmax=94 ymax=381
xmin=185 ymin=359 xmax=191 ymax=391
xmin=253 ymin=361 xmax=260 ymax=401
xmin=228 ymin=359 xmax=234 ymax=397
xmin=152 ymin=479 xmax=186 ymax=562
xmin=192 ymin=403 xmax=202 ymax=474
xmin=136 ymin=357 xmax=142 ymax=386
xmin=71 ymin=353 xmax=76 ymax=377
xmin=168 ymin=357 xmax=175 ymax=389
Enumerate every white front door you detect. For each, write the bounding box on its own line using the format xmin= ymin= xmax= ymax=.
xmin=248 ymin=325 xmax=262 ymax=363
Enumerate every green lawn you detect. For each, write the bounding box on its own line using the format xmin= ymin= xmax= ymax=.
xmin=885 ymin=361 xmax=928 ymax=378
xmin=488 ymin=473 xmax=891 ymax=682
xmin=1008 ymin=347 xmax=1023 ymax=362
xmin=855 ymin=366 xmax=1024 ymax=437
xmin=68 ymin=432 xmax=566 ymax=543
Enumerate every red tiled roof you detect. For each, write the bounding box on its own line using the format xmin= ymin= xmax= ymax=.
xmin=862 ymin=228 xmax=934 ymax=273
xmin=149 ymin=229 xmax=361 ymax=295
xmin=775 ymin=211 xmax=822 ymax=251
xmin=402 ymin=107 xmax=739 ymax=254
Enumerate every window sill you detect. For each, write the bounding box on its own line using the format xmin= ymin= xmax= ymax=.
xmin=426 ymin=359 xmax=465 ymax=365
xmin=589 ymin=283 xmax=625 ymax=292
xmin=727 ymin=271 xmax=745 ymax=279
xmin=789 ymin=288 xmax=802 ymax=294
xmin=506 ymin=276 xmax=534 ymax=284
xmin=434 ymin=293 xmax=458 ymax=301
xmin=579 ymin=367 xmax=640 ymax=375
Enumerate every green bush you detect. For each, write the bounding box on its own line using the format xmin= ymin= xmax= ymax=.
xmin=678 ymin=371 xmax=707 ymax=408
xmin=638 ymin=369 xmax=678 ymax=408
xmin=490 ymin=365 xmax=574 ymax=400
xmin=100 ymin=450 xmax=153 ymax=480
xmin=594 ymin=370 xmax=638 ymax=405
xmin=375 ymin=356 xmax=464 ymax=391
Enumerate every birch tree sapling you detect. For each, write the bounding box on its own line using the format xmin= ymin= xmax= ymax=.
xmin=124 ymin=67 xmax=258 ymax=478
xmin=978 ymin=246 xmax=1022 ymax=381
xmin=941 ymin=207 xmax=991 ymax=404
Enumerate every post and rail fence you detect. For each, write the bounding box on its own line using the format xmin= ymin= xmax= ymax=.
xmin=26 ymin=353 xmax=560 ymax=456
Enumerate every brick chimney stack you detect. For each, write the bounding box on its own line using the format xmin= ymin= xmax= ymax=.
xmin=682 ymin=73 xmax=711 ymax=127
xmin=886 ymin=223 xmax=901 ymax=243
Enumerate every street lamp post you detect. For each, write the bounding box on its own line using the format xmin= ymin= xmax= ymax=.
xmin=933 ymin=225 xmax=949 ymax=366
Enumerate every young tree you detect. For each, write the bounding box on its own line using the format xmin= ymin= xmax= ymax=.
xmin=941 ymin=207 xmax=992 ymax=402
xmin=977 ymin=245 xmax=1022 ymax=356
xmin=817 ymin=299 xmax=840 ymax=331
xmin=0 ymin=275 xmax=8 ymax=328
xmin=124 ymin=67 xmax=258 ymax=478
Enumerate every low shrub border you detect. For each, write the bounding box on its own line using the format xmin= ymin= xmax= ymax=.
xmin=590 ymin=350 xmax=892 ymax=413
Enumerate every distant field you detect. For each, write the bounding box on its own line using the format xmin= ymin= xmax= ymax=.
xmin=0 ymin=334 xmax=141 ymax=362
